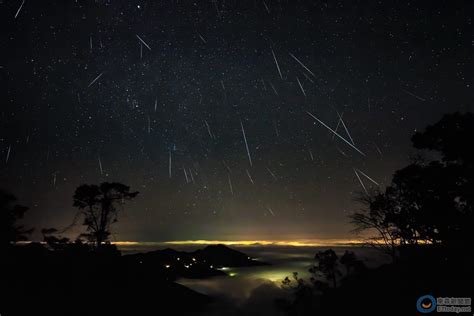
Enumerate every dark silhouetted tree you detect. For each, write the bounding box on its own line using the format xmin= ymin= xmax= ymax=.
xmin=412 ymin=112 xmax=474 ymax=166
xmin=409 ymin=112 xmax=473 ymax=247
xmin=350 ymin=190 xmax=401 ymax=260
xmin=340 ymin=250 xmax=365 ymax=276
xmin=73 ymin=182 xmax=138 ymax=248
xmin=280 ymin=250 xmax=367 ymax=315
xmin=309 ymin=249 xmax=341 ymax=288
xmin=282 ymin=272 xmax=308 ymax=293
xmin=350 ymin=112 xmax=474 ymax=257
xmin=0 ymin=190 xmax=32 ymax=249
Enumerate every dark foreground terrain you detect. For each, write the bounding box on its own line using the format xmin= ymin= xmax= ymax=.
xmin=275 ymin=246 xmax=473 ymax=316
xmin=1 ymin=243 xmax=472 ymax=316
xmin=1 ymin=243 xmax=268 ymax=316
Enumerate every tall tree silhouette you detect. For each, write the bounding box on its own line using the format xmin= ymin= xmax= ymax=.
xmin=350 ymin=112 xmax=474 ymax=256
xmin=73 ymin=182 xmax=138 ymax=248
xmin=408 ymin=112 xmax=473 ymax=247
xmin=309 ymin=249 xmax=341 ymax=288
xmin=0 ymin=190 xmax=32 ymax=249
xmin=350 ymin=190 xmax=400 ymax=259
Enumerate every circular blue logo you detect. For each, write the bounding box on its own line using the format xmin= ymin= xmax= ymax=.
xmin=416 ymin=295 xmax=436 ymax=313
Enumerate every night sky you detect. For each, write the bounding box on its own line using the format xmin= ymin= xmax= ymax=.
xmin=1 ymin=0 xmax=472 ymax=242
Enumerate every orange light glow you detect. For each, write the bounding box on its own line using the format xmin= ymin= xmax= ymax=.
xmin=112 ymin=239 xmax=365 ymax=248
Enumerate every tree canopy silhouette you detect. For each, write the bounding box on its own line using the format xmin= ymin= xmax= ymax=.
xmin=73 ymin=182 xmax=138 ymax=248
xmin=0 ymin=189 xmax=32 ymax=250
xmin=309 ymin=249 xmax=341 ymax=288
xmin=340 ymin=250 xmax=365 ymax=276
xmin=350 ymin=112 xmax=474 ymax=257
xmin=280 ymin=249 xmax=366 ymax=315
xmin=412 ymin=112 xmax=474 ymax=166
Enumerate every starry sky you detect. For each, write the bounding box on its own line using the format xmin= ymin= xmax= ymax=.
xmin=1 ymin=0 xmax=472 ymax=242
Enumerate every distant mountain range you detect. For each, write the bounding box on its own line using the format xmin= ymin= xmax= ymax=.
xmin=123 ymin=244 xmax=269 ymax=279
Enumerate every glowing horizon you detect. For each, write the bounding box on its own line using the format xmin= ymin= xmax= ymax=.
xmin=112 ymin=239 xmax=366 ymax=247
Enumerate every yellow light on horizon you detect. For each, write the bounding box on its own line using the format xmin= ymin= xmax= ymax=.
xmin=160 ymin=239 xmax=365 ymax=247
xmin=110 ymin=238 xmax=371 ymax=249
